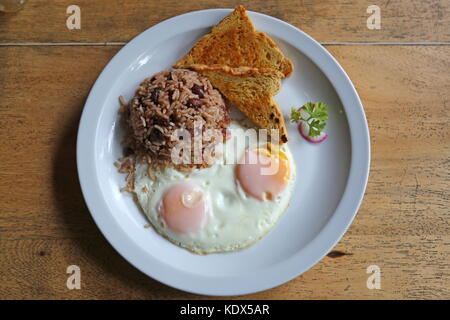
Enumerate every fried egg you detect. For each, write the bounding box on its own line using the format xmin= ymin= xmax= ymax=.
xmin=133 ymin=121 xmax=296 ymax=254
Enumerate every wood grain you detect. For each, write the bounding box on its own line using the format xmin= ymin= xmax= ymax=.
xmin=0 ymin=45 xmax=449 ymax=299
xmin=0 ymin=0 xmax=449 ymax=43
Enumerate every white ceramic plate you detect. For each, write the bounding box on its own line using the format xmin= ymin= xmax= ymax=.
xmin=77 ymin=8 xmax=370 ymax=296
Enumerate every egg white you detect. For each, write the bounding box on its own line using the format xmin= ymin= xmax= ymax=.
xmin=133 ymin=121 xmax=296 ymax=254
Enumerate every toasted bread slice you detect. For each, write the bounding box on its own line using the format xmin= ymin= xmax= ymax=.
xmin=174 ymin=5 xmax=293 ymax=78
xmin=190 ymin=65 xmax=288 ymax=143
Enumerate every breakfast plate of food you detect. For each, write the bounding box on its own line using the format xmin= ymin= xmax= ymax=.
xmin=77 ymin=6 xmax=370 ymax=295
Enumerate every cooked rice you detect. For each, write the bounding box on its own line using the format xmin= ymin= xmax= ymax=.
xmin=120 ymin=69 xmax=230 ymax=171
xmin=115 ymin=155 xmax=135 ymax=191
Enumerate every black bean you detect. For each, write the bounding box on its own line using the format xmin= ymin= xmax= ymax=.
xmin=148 ymin=128 xmax=165 ymax=142
xmin=153 ymin=116 xmax=169 ymax=127
xmin=151 ymin=87 xmax=162 ymax=104
xmin=187 ymin=98 xmax=203 ymax=109
xmin=123 ymin=147 xmax=134 ymax=156
xmin=191 ymin=84 xmax=205 ymax=98
xmin=169 ymin=113 xmax=177 ymax=123
xmin=168 ymin=90 xmax=174 ymax=104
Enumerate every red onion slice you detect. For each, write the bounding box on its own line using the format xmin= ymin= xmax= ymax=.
xmin=298 ymin=120 xmax=328 ymax=143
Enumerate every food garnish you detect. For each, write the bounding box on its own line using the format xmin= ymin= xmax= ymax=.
xmin=290 ymin=102 xmax=329 ymax=143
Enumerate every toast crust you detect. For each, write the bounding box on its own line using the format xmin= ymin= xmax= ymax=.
xmin=190 ymin=64 xmax=284 ymax=78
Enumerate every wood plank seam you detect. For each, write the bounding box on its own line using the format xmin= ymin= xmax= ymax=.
xmin=1 ymin=42 xmax=450 ymax=47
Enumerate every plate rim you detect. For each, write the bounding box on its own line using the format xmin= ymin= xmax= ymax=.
xmin=77 ymin=8 xmax=370 ymax=296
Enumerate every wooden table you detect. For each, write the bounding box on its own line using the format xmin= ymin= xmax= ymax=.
xmin=1 ymin=0 xmax=449 ymax=300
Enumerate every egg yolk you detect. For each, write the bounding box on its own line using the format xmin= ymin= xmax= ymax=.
xmin=161 ymin=183 xmax=207 ymax=233
xmin=236 ymin=146 xmax=290 ymax=201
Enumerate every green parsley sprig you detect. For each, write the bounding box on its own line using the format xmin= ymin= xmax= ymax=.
xmin=290 ymin=102 xmax=329 ymax=137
